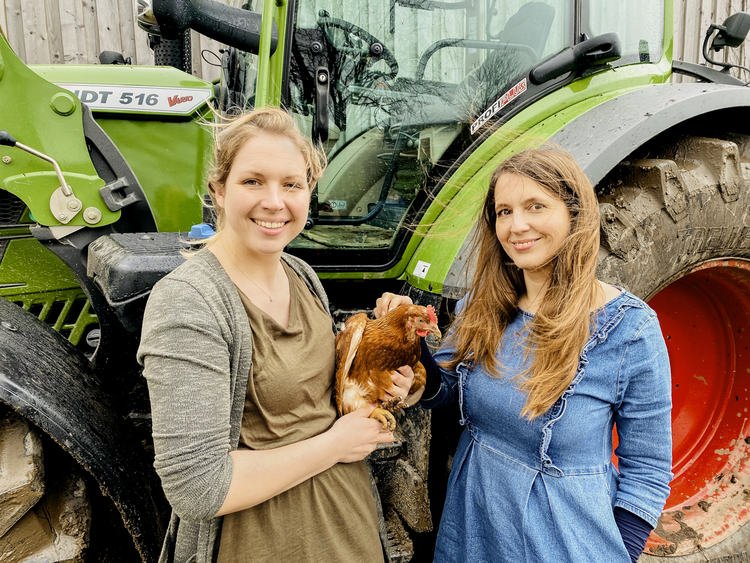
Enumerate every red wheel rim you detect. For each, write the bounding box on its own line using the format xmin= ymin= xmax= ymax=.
xmin=644 ymin=260 xmax=750 ymax=556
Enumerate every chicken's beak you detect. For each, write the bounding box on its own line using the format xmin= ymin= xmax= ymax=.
xmin=416 ymin=323 xmax=441 ymax=339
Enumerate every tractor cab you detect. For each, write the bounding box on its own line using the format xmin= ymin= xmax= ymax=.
xmin=212 ymin=0 xmax=666 ymax=273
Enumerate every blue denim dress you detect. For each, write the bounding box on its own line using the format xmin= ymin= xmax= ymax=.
xmin=422 ymin=290 xmax=673 ymax=563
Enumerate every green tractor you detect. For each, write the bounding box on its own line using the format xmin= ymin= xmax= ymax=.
xmin=3 ymin=0 xmax=750 ymax=561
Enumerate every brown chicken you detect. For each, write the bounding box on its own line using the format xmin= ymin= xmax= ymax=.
xmin=334 ymin=304 xmax=442 ymax=431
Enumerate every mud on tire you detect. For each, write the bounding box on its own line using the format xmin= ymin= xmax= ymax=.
xmin=595 ymin=133 xmax=750 ymax=561
xmin=0 ymin=405 xmax=139 ymax=563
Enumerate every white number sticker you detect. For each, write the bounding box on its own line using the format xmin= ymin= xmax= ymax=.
xmin=55 ymin=83 xmax=212 ymax=115
xmin=413 ymin=260 xmax=431 ymax=279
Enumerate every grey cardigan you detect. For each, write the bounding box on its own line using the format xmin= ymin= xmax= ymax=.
xmin=137 ymin=249 xmax=332 ymax=563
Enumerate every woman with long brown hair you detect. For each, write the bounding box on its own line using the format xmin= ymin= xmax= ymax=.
xmin=376 ymin=146 xmax=673 ymax=562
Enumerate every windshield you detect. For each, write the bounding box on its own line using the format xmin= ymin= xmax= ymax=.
xmin=587 ymin=0 xmax=664 ymax=65
xmin=286 ymin=0 xmax=572 ymax=262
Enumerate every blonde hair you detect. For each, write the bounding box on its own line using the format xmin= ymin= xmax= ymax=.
xmin=442 ymin=146 xmax=601 ymax=419
xmin=203 ymin=106 xmax=326 ymax=241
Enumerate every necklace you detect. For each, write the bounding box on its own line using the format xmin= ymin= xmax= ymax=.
xmin=217 ymin=247 xmax=278 ymax=302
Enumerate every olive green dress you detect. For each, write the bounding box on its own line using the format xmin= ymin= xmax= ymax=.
xmin=216 ymin=263 xmax=383 ymax=563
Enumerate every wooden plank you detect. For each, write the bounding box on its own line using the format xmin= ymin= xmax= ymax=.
xmin=81 ymin=0 xmax=100 ymax=63
xmin=742 ymin=0 xmax=749 ymax=70
xmin=59 ymin=0 xmax=83 ymax=63
xmin=726 ymin=0 xmax=743 ymax=70
xmin=4 ymin=0 xmax=26 ymax=63
xmin=729 ymin=0 xmax=750 ymax=75
xmin=21 ymin=0 xmax=49 ymax=64
xmin=714 ymin=0 xmax=729 ymax=30
xmin=681 ymin=0 xmax=703 ymax=69
xmin=45 ymin=0 xmax=65 ymax=64
xmin=703 ymin=0 xmax=729 ymax=68
xmin=675 ymin=0 xmax=699 ymax=82
xmin=198 ymin=35 xmax=224 ymax=82
xmin=191 ymin=29 xmax=202 ymax=77
xmin=672 ymin=1 xmax=685 ymax=83
xmin=117 ymin=0 xmax=135 ymax=61
xmin=133 ymin=29 xmax=153 ymax=67
xmin=673 ymin=0 xmax=686 ymax=65
xmin=132 ymin=0 xmax=153 ymax=66
xmin=699 ymin=0 xmax=714 ymax=62
xmin=72 ymin=0 xmax=89 ymax=63
xmin=97 ymin=0 xmax=122 ymax=55
xmin=0 ymin=0 xmax=7 ymax=41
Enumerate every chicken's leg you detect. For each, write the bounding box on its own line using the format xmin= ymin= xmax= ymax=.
xmin=381 ymin=395 xmax=406 ymax=412
xmin=369 ymin=407 xmax=397 ymax=432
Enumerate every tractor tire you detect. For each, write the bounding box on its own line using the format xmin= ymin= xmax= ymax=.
xmin=594 ymin=133 xmax=750 ymax=561
xmin=0 ymin=405 xmax=139 ymax=563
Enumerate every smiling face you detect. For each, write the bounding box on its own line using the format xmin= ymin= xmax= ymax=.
xmin=214 ymin=132 xmax=310 ymax=259
xmin=493 ymin=172 xmax=571 ymax=276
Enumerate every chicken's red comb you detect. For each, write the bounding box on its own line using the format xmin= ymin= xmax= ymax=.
xmin=426 ymin=304 xmax=437 ymax=325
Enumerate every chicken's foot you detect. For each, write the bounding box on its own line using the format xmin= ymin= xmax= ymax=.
xmin=381 ymin=396 xmax=407 ymax=412
xmin=369 ymin=407 xmax=397 ymax=432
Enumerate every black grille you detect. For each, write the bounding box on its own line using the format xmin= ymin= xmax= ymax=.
xmin=16 ymin=292 xmax=99 ymax=349
xmin=0 ymin=191 xmax=27 ymax=225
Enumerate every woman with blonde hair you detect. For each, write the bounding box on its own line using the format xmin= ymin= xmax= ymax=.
xmin=138 ymin=107 xmax=403 ymax=563
xmin=376 ymin=146 xmax=673 ymax=562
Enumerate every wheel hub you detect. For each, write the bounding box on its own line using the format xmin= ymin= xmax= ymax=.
xmin=645 ymin=259 xmax=750 ymax=556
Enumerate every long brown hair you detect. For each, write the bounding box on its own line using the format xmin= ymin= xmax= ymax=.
xmin=442 ymin=146 xmax=601 ymax=419
xmin=204 ymin=106 xmax=327 ymax=239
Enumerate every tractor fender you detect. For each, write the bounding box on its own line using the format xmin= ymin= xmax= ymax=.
xmin=443 ymin=82 xmax=750 ymax=299
xmin=550 ymin=82 xmax=750 ymax=185
xmin=0 ymin=297 xmax=164 ymax=562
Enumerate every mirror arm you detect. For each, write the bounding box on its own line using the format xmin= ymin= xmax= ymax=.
xmin=703 ymin=24 xmax=730 ymax=69
xmin=529 ymin=33 xmax=621 ymax=85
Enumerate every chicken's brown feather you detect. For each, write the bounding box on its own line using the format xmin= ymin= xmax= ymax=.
xmin=334 ymin=313 xmax=368 ymax=414
xmin=334 ymin=304 xmax=440 ymax=422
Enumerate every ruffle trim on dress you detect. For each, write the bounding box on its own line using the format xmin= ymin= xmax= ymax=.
xmin=537 ymin=291 xmax=645 ymax=477
xmin=456 ymin=361 xmax=470 ymax=427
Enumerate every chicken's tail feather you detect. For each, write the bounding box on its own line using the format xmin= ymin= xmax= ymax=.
xmin=335 ymin=320 xmax=365 ymax=414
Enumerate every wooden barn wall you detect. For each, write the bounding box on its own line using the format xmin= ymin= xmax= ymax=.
xmin=0 ymin=1 xmax=749 ymax=84
xmin=0 ymin=0 xmax=224 ymax=81
xmin=673 ymin=0 xmax=750 ymax=82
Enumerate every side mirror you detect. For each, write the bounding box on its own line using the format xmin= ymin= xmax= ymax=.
xmin=146 ymin=0 xmax=278 ymax=56
xmin=703 ymin=12 xmax=750 ymax=71
xmin=710 ymin=12 xmax=750 ymax=50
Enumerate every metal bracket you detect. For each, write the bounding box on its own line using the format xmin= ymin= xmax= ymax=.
xmin=49 ymin=186 xmax=82 ymax=224
xmin=99 ymin=178 xmax=141 ymax=212
xmin=48 ymin=224 xmax=85 ymax=240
